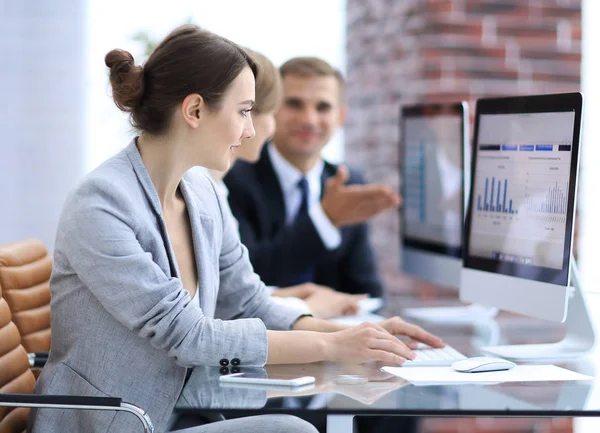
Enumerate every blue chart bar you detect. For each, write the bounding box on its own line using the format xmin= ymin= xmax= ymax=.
xmin=484 ymin=178 xmax=488 ymax=210
xmin=477 ymin=177 xmax=517 ymax=214
xmin=405 ymin=141 xmax=427 ymax=223
xmin=419 ymin=144 xmax=425 ymax=222
xmin=496 ymin=180 xmax=501 ymax=212
xmin=490 ymin=177 xmax=495 ymax=211
xmin=502 ymin=179 xmax=507 ymax=214
xmin=526 ymin=182 xmax=568 ymax=214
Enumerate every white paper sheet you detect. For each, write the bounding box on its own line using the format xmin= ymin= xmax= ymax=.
xmin=402 ymin=304 xmax=498 ymax=324
xmin=358 ymin=297 xmax=384 ymax=313
xmin=381 ymin=365 xmax=593 ymax=386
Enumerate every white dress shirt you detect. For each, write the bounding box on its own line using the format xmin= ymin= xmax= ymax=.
xmin=202 ymin=166 xmax=311 ymax=314
xmin=267 ymin=143 xmax=342 ymax=250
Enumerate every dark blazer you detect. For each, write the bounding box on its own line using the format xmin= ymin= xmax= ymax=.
xmin=224 ymin=145 xmax=383 ymax=297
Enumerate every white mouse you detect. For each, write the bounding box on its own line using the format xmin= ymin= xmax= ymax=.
xmin=451 ymin=357 xmax=516 ymax=373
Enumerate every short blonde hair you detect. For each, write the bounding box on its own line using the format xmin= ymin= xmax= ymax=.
xmin=279 ymin=56 xmax=345 ymax=101
xmin=245 ymin=48 xmax=282 ymax=114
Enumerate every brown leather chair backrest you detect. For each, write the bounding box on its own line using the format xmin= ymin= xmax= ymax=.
xmin=0 ymin=284 xmax=37 ymax=433
xmin=0 ymin=240 xmax=52 ymax=353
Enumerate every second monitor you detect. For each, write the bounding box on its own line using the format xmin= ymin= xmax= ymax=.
xmin=461 ymin=92 xmax=595 ymax=360
xmin=400 ymin=102 xmax=468 ymax=288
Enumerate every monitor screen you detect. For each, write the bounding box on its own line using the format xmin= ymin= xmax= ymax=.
xmin=464 ymin=94 xmax=582 ymax=286
xmin=401 ymin=103 xmax=466 ymax=257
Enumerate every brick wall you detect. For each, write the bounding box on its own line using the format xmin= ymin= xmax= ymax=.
xmin=345 ymin=1 xmax=582 ymax=431
xmin=345 ymin=0 xmax=581 ymax=290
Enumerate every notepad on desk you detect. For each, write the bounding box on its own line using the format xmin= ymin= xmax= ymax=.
xmin=381 ymin=365 xmax=593 ymax=386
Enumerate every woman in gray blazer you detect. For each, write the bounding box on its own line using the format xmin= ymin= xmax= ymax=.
xmin=29 ymin=25 xmax=443 ymax=433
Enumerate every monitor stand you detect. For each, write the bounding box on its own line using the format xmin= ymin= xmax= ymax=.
xmin=402 ymin=304 xmax=498 ymax=325
xmin=481 ymin=257 xmax=597 ymax=361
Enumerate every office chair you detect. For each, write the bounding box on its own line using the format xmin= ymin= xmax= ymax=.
xmin=0 ymin=259 xmax=154 ymax=432
xmin=0 ymin=240 xmax=51 ymax=354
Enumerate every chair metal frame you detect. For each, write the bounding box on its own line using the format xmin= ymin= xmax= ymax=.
xmin=0 ymin=394 xmax=154 ymax=433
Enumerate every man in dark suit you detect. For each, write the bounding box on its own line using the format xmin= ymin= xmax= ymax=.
xmin=225 ymin=56 xmax=424 ymax=433
xmin=224 ymin=56 xmax=400 ymax=297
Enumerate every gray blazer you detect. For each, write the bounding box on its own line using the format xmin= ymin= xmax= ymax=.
xmin=29 ymin=141 xmax=306 ymax=433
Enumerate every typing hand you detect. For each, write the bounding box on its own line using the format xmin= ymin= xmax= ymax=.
xmin=377 ymin=316 xmax=445 ymax=349
xmin=305 ymin=289 xmax=368 ymax=319
xmin=321 ymin=166 xmax=402 ymax=227
xmin=325 ymin=322 xmax=416 ymax=364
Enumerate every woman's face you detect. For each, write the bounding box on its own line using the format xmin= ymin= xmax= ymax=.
xmin=234 ymin=110 xmax=276 ymax=163
xmin=193 ymin=67 xmax=256 ymax=171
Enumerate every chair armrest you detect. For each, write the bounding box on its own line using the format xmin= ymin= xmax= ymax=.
xmin=0 ymin=394 xmax=154 ymax=432
xmin=0 ymin=393 xmax=120 ymax=407
xmin=27 ymin=353 xmax=49 ymax=367
xmin=28 ymin=357 xmax=47 ymax=368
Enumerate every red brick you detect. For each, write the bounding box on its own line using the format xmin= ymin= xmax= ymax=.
xmin=520 ymin=49 xmax=581 ymax=62
xmin=465 ymin=0 xmax=527 ymax=17
xmin=496 ymin=22 xmax=557 ymax=40
xmin=425 ymin=0 xmax=454 ymax=15
xmin=456 ymin=68 xmax=519 ymax=81
xmin=538 ymin=5 xmax=581 ymax=20
xmin=423 ymin=44 xmax=507 ymax=60
xmin=419 ymin=18 xmax=484 ymax=39
xmin=527 ymin=59 xmax=580 ymax=77
xmin=532 ymin=72 xmax=580 ymax=84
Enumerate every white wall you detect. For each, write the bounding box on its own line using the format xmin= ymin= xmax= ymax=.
xmin=0 ymin=1 xmax=87 ymax=248
xmin=87 ymin=0 xmax=347 ymax=172
xmin=0 ymin=1 xmax=346 ymax=249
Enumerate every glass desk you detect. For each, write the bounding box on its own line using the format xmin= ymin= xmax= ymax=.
xmin=175 ymin=277 xmax=600 ymax=426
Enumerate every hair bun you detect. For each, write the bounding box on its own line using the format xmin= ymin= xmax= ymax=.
xmin=105 ymin=49 xmax=135 ymax=70
xmin=105 ymin=49 xmax=144 ymax=113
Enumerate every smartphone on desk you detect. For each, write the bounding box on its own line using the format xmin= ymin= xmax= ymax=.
xmin=219 ymin=372 xmax=315 ymax=387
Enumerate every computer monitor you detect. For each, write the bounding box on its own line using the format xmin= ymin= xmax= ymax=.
xmin=461 ymin=92 xmax=595 ymax=360
xmin=400 ymin=102 xmax=468 ymax=288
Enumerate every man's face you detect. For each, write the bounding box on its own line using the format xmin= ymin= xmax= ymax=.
xmin=272 ymin=74 xmax=346 ymax=160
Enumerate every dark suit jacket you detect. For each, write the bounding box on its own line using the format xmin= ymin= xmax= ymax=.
xmin=224 ymin=146 xmax=383 ymax=297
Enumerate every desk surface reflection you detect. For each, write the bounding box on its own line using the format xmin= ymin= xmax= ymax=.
xmin=176 ymin=278 xmax=600 ymax=417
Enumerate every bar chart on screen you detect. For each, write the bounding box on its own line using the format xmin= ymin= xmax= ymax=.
xmin=524 ymin=182 xmax=569 ymax=223
xmin=476 ymin=177 xmax=518 ymax=214
xmin=469 ymin=141 xmax=572 ymax=269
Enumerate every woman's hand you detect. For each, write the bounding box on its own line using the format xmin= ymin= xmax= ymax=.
xmin=271 ymin=283 xmax=325 ymax=299
xmin=305 ymin=290 xmax=368 ymax=319
xmin=273 ymin=283 xmax=367 ymax=319
xmin=377 ymin=316 xmax=445 ymax=349
xmin=323 ymin=322 xmax=417 ymax=365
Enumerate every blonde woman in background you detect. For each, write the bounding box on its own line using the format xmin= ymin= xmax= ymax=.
xmin=208 ymin=48 xmax=367 ymax=320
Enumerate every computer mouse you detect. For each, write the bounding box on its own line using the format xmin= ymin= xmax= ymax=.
xmin=451 ymin=357 xmax=516 ymax=373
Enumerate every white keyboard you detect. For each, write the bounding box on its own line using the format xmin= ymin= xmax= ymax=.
xmin=401 ymin=343 xmax=467 ymax=367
